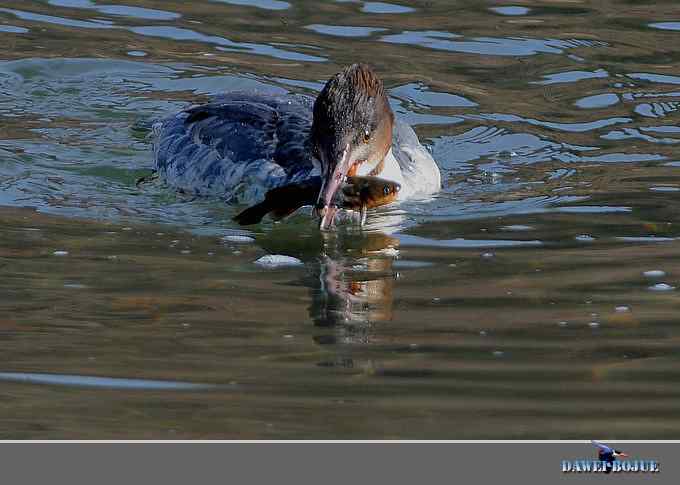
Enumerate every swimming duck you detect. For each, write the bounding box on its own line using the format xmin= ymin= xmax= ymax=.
xmin=152 ymin=63 xmax=440 ymax=229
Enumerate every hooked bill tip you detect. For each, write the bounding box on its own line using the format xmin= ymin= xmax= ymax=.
xmin=317 ymin=144 xmax=351 ymax=230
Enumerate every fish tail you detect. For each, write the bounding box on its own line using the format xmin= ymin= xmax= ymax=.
xmin=270 ymin=206 xmax=302 ymax=221
xmin=233 ymin=201 xmax=272 ymax=225
xmin=233 ymin=178 xmax=321 ymax=225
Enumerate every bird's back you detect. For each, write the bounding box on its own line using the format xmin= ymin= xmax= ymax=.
xmin=153 ymin=92 xmax=319 ymax=204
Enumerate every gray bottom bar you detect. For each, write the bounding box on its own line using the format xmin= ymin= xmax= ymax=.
xmin=0 ymin=443 xmax=676 ymax=484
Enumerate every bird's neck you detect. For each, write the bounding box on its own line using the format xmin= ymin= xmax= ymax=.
xmin=357 ymin=148 xmax=404 ymax=185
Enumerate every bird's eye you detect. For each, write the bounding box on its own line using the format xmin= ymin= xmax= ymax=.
xmin=363 ymin=130 xmax=371 ymax=143
xmin=383 ymin=185 xmax=391 ymax=196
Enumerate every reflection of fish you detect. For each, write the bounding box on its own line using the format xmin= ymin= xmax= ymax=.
xmin=233 ymin=176 xmax=400 ymax=226
xmin=311 ymin=231 xmax=400 ymax=332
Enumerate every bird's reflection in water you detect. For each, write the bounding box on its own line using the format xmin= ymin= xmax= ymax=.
xmin=309 ymin=228 xmax=400 ymax=347
xmin=254 ymin=209 xmax=406 ymax=354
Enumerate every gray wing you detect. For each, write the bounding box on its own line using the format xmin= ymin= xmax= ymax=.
xmin=153 ymin=92 xmax=318 ymax=202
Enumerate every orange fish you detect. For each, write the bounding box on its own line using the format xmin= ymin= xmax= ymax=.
xmin=233 ymin=176 xmax=400 ymax=226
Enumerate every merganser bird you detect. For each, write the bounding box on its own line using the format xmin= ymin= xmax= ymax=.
xmin=152 ymin=63 xmax=441 ymax=229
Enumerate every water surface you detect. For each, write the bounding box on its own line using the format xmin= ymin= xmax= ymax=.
xmin=1 ymin=0 xmax=680 ymax=439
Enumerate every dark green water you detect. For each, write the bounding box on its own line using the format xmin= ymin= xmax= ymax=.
xmin=1 ymin=0 xmax=680 ymax=438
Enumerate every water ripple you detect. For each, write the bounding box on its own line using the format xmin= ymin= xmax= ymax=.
xmin=574 ymin=93 xmax=620 ymax=109
xmin=649 ymin=22 xmax=680 ymax=32
xmin=391 ymin=82 xmax=478 ymax=108
xmin=305 ymin=24 xmax=386 ymax=37
xmin=382 ymin=30 xmax=607 ymax=56
xmin=398 ymin=234 xmax=543 ymax=248
xmin=490 ymin=6 xmax=531 ymax=16
xmin=130 ymin=25 xmax=325 ymax=62
xmin=0 ymin=371 xmax=218 ymax=390
xmin=468 ymin=113 xmax=632 ymax=133
xmin=533 ymin=69 xmax=609 ymax=85
xmin=634 ymin=101 xmax=680 ymax=118
xmin=628 ymin=73 xmax=680 ymax=85
xmin=0 ymin=24 xmax=28 ymax=33
xmin=0 ymin=8 xmax=324 ymax=63
xmin=47 ymin=0 xmax=181 ymax=20
xmin=362 ymin=2 xmax=414 ymax=14
xmin=0 ymin=7 xmax=114 ymax=29
xmin=212 ymin=0 xmax=291 ymax=10
xmin=602 ymin=128 xmax=680 ymax=145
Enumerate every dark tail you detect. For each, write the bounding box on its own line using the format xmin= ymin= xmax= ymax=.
xmin=233 ymin=178 xmax=321 ymax=226
xmin=233 ymin=200 xmax=275 ymax=225
xmin=233 ymin=198 xmax=305 ymax=225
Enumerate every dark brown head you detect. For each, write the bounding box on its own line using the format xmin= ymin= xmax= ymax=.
xmin=311 ymin=64 xmax=394 ymax=229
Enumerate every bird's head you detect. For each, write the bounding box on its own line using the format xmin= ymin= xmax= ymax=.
xmin=311 ymin=63 xmax=394 ymax=230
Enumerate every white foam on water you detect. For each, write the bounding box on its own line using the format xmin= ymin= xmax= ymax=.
xmin=575 ymin=235 xmax=595 ymax=242
xmin=254 ymin=254 xmax=303 ymax=268
xmin=649 ymin=283 xmax=675 ymax=292
xmin=643 ymin=270 xmax=666 ymax=278
xmin=222 ymin=235 xmax=255 ymax=244
xmin=500 ymin=225 xmax=533 ymax=231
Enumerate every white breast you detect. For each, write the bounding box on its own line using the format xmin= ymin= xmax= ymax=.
xmin=357 ymin=118 xmax=441 ymax=200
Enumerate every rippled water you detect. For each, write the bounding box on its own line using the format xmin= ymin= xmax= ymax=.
xmin=1 ymin=0 xmax=680 ymax=438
